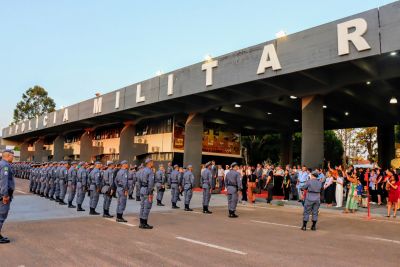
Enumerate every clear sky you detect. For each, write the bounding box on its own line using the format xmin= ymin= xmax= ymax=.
xmin=0 ymin=0 xmax=395 ymax=133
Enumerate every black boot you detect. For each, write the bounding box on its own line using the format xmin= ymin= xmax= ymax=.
xmin=49 ymin=196 xmax=55 ymax=201
xmin=89 ymin=207 xmax=100 ymax=215
xmin=55 ymin=197 xmax=60 ymax=202
xmin=301 ymin=221 xmax=307 ymax=231
xmin=172 ymin=203 xmax=180 ymax=209
xmin=59 ymin=199 xmax=67 ymax=205
xmin=231 ymin=211 xmax=238 ymax=218
xmin=311 ymin=221 xmax=317 ymax=231
xmin=68 ymin=201 xmax=76 ymax=208
xmin=77 ymin=204 xmax=85 ymax=212
xmin=103 ymin=209 xmax=113 ymax=218
xmin=228 ymin=210 xmax=233 ymax=217
xmin=143 ymin=219 xmax=153 ymax=229
xmin=128 ymin=195 xmax=133 ymax=200
xmin=136 ymin=196 xmax=141 ymax=201
xmin=203 ymin=206 xmax=212 ymax=214
xmin=116 ymin=213 xmax=127 ymax=222
xmin=185 ymin=204 xmax=193 ymax=211
xmin=157 ymin=200 xmax=165 ymax=206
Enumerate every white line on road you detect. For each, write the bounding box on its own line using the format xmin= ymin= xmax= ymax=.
xmin=15 ymin=189 xmax=28 ymax=194
xmin=104 ymin=218 xmax=136 ymax=227
xmin=176 ymin=236 xmax=247 ymax=255
xmin=364 ymin=236 xmax=400 ymax=245
xmin=251 ymin=220 xmax=299 ymax=229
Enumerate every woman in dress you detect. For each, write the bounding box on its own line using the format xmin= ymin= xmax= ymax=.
xmin=282 ymin=169 xmax=291 ymax=201
xmin=324 ymin=171 xmax=335 ymax=207
xmin=385 ymin=172 xmax=399 ymax=218
xmin=344 ymin=170 xmax=358 ymax=213
xmin=247 ymin=166 xmax=257 ymax=204
xmin=335 ymin=166 xmax=344 ymax=208
xmin=376 ymin=169 xmax=385 ymax=205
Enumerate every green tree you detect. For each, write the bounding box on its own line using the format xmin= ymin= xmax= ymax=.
xmin=13 ymin=86 xmax=56 ymax=124
xmin=395 ymin=125 xmax=400 ymax=144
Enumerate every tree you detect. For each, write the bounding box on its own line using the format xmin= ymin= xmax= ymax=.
xmin=13 ymin=86 xmax=56 ymax=124
xmin=395 ymin=125 xmax=400 ymax=144
xmin=354 ymin=127 xmax=378 ymax=162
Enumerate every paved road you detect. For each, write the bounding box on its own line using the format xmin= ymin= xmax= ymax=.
xmin=2 ymin=179 xmax=399 ymax=267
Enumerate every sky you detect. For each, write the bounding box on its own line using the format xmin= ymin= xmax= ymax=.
xmin=0 ymin=0 xmax=395 ymax=133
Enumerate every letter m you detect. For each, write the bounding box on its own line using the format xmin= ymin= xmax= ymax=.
xmin=93 ymin=97 xmax=102 ymax=114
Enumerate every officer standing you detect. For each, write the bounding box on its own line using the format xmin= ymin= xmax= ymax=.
xmin=66 ymin=161 xmax=78 ymax=208
xmin=115 ymin=160 xmax=129 ymax=222
xmin=168 ymin=165 xmax=181 ymax=209
xmin=54 ymin=162 xmax=61 ymax=202
xmin=76 ymin=162 xmax=87 ymax=211
xmin=102 ymin=161 xmax=115 ymax=218
xmin=155 ymin=164 xmax=166 ymax=206
xmin=225 ymin=162 xmax=242 ymax=218
xmin=139 ymin=158 xmax=155 ymax=229
xmin=88 ymin=162 xmax=102 ymax=215
xmin=201 ymin=162 xmax=213 ymax=214
xmin=0 ymin=149 xmax=15 ymax=244
xmin=48 ymin=162 xmax=57 ymax=201
xmin=182 ymin=165 xmax=195 ymax=211
xmin=301 ymin=171 xmax=322 ymax=231
xmin=58 ymin=161 xmax=69 ymax=205
xmin=135 ymin=164 xmax=143 ymax=201
xmin=127 ymin=165 xmax=136 ymax=200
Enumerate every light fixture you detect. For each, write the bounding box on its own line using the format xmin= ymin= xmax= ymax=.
xmin=204 ymin=54 xmax=213 ymax=62
xmin=366 ymin=81 xmax=371 ymax=85
xmin=234 ymin=104 xmax=241 ymax=108
xmin=323 ymin=105 xmax=327 ymax=109
xmin=390 ymin=51 xmax=397 ymax=56
xmin=390 ymin=97 xmax=398 ymax=104
xmin=156 ymin=70 xmax=164 ymax=76
xmin=275 ymin=30 xmax=287 ymax=38
xmin=267 ymin=112 xmax=272 ymax=115
xmin=294 ymin=119 xmax=299 ymax=122
xmin=345 ymin=112 xmax=349 ymax=116
xmin=290 ymin=95 xmax=297 ymax=99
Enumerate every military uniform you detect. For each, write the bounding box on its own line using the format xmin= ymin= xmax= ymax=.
xmin=201 ymin=163 xmax=213 ymax=214
xmin=54 ymin=163 xmax=61 ymax=202
xmin=301 ymin=172 xmax=322 ymax=231
xmin=135 ymin=166 xmax=143 ymax=201
xmin=115 ymin=161 xmax=129 ymax=222
xmin=127 ymin=168 xmax=136 ymax=199
xmin=155 ymin=167 xmax=166 ymax=206
xmin=182 ymin=166 xmax=195 ymax=211
xmin=102 ymin=162 xmax=115 ymax=218
xmin=76 ymin=162 xmax=87 ymax=211
xmin=225 ymin=163 xmax=242 ymax=218
xmin=58 ymin=162 xmax=69 ymax=205
xmin=88 ymin=163 xmax=102 ymax=215
xmin=139 ymin=159 xmax=155 ymax=229
xmin=0 ymin=150 xmax=15 ymax=244
xmin=168 ymin=166 xmax=181 ymax=209
xmin=67 ymin=163 xmax=78 ymax=208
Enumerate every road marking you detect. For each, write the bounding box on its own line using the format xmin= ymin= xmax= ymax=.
xmin=15 ymin=189 xmax=28 ymax=194
xmin=104 ymin=218 xmax=136 ymax=227
xmin=251 ymin=220 xmax=299 ymax=229
xmin=364 ymin=236 xmax=400 ymax=245
xmin=176 ymin=236 xmax=247 ymax=255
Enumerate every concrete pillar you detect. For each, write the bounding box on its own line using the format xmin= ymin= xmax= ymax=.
xmin=377 ymin=125 xmax=395 ymax=169
xmin=53 ymin=135 xmax=65 ymax=161
xmin=183 ymin=113 xmax=204 ymax=187
xmin=80 ymin=131 xmax=93 ymax=162
xmin=280 ymin=132 xmax=293 ymax=166
xmin=33 ymin=138 xmax=46 ymax=162
xmin=119 ymin=123 xmax=136 ymax=164
xmin=301 ymin=95 xmax=324 ymax=168
xmin=20 ymin=142 xmax=29 ymax=162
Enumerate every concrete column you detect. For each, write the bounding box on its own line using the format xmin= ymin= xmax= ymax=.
xmin=80 ymin=131 xmax=93 ymax=162
xmin=183 ymin=113 xmax=204 ymax=187
xmin=53 ymin=135 xmax=65 ymax=161
xmin=377 ymin=125 xmax=395 ymax=169
xmin=20 ymin=142 xmax=29 ymax=162
xmin=33 ymin=138 xmax=45 ymax=162
xmin=280 ymin=132 xmax=293 ymax=166
xmin=119 ymin=123 xmax=136 ymax=164
xmin=301 ymin=95 xmax=324 ymax=168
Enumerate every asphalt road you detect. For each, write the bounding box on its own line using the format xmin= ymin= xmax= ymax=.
xmin=1 ymin=179 xmax=400 ymax=267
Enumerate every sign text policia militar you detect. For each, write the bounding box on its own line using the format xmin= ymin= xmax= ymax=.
xmin=3 ymin=5 xmax=397 ymax=139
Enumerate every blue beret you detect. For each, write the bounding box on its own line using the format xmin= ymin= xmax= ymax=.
xmin=71 ymin=161 xmax=77 ymax=165
xmin=187 ymin=165 xmax=193 ymax=168
xmin=120 ymin=160 xmax=128 ymax=165
xmin=78 ymin=161 xmax=85 ymax=165
xmin=174 ymin=164 xmax=179 ymax=168
xmin=95 ymin=161 xmax=102 ymax=165
xmin=3 ymin=149 xmax=14 ymax=154
xmin=145 ymin=158 xmax=153 ymax=164
xmin=205 ymin=162 xmax=212 ymax=167
xmin=231 ymin=162 xmax=238 ymax=168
